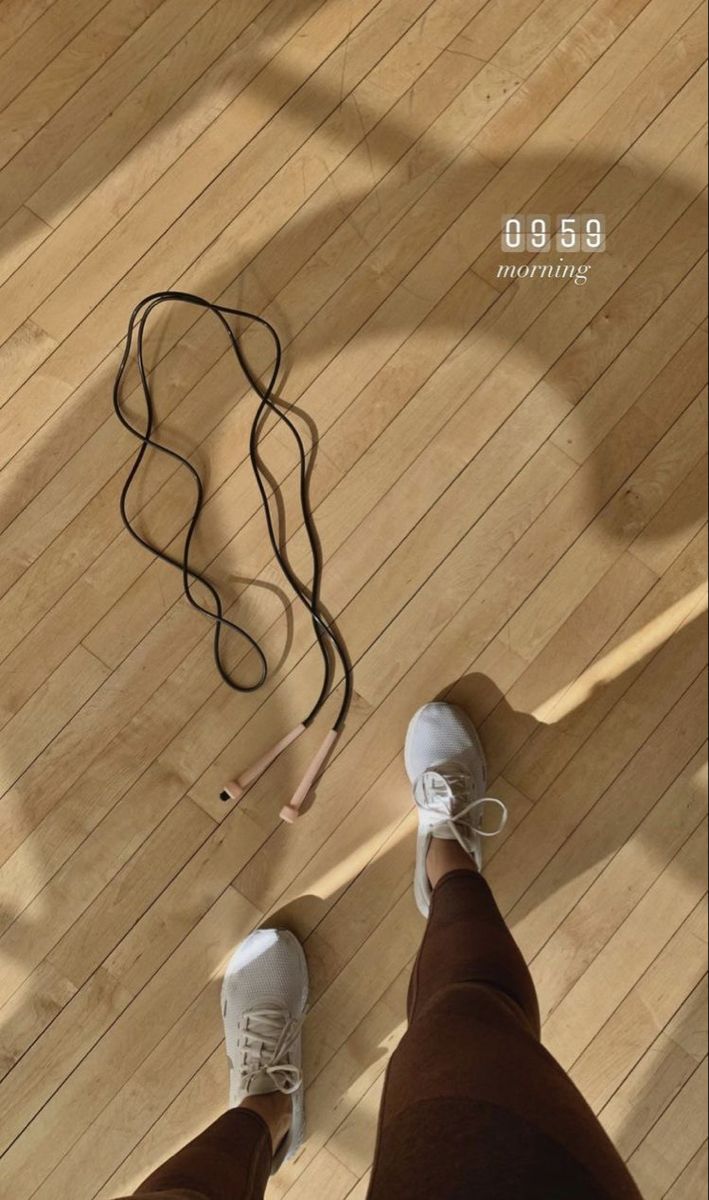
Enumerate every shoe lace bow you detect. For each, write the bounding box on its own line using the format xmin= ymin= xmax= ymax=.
xmin=237 ymin=1006 xmax=304 ymax=1095
xmin=418 ymin=765 xmax=508 ymax=847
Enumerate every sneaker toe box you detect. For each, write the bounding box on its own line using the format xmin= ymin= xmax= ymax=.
xmin=404 ymin=702 xmax=486 ymax=785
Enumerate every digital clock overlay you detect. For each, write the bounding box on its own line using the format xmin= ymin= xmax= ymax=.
xmin=501 ymin=214 xmax=607 ymax=253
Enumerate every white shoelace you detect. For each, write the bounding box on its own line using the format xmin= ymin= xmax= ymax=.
xmin=417 ymin=766 xmax=508 ymax=850
xmin=237 ymin=1006 xmax=304 ymax=1095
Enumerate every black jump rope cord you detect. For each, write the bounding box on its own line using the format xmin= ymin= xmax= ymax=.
xmin=113 ymin=291 xmax=353 ymax=821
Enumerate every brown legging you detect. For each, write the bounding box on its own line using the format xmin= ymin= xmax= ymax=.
xmin=117 ymin=871 xmax=643 ymax=1200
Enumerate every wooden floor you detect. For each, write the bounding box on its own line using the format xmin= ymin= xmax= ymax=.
xmin=0 ymin=0 xmax=707 ymax=1196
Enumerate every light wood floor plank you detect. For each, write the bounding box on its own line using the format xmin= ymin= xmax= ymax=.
xmin=327 ymin=1071 xmax=386 ymax=1176
xmin=600 ymin=976 xmax=708 ymax=1160
xmin=0 ymin=0 xmax=112 ymax=114
xmin=570 ymin=899 xmax=708 ymax=1114
xmin=28 ymin=0 xmax=445 ymax=343
xmin=631 ymin=453 xmax=708 ymax=576
xmin=478 ymin=551 xmax=659 ymax=779
xmin=665 ymin=1142 xmax=709 ymax=1200
xmin=526 ymin=739 xmax=707 ymax=1015
xmin=344 ymin=1174 xmax=372 ymax=1200
xmin=0 ymin=0 xmax=318 ymax=318
xmin=628 ymin=1059 xmax=709 ymax=1198
xmin=0 ymin=0 xmax=173 ymax=173
xmin=0 ymin=959 xmax=76 ymax=1081
xmin=503 ymin=526 xmax=707 ymax=798
xmin=26 ymin=0 xmax=273 ymax=228
xmin=0 ymin=0 xmax=59 ymax=57
xmin=279 ymin=1150 xmax=357 ymax=1200
xmin=0 ymin=206 xmax=52 ymax=286
xmin=543 ymin=812 xmax=708 ymax=1068
xmin=486 ymin=586 xmax=707 ymax=915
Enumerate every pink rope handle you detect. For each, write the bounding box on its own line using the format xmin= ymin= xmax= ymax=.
xmin=280 ymin=729 xmax=339 ymax=823
xmin=220 ymin=723 xmax=306 ymax=801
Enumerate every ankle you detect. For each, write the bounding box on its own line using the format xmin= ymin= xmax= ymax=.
xmin=240 ymin=1091 xmax=291 ymax=1154
xmin=426 ymin=837 xmax=478 ymax=889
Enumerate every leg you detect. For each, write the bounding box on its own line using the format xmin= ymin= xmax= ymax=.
xmin=367 ymin=703 xmax=643 ymax=1199
xmin=369 ymin=870 xmax=642 ymax=1199
xmin=114 ymin=1107 xmax=272 ymax=1200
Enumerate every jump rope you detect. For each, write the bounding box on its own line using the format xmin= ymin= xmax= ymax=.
xmin=113 ymin=291 xmax=353 ymax=823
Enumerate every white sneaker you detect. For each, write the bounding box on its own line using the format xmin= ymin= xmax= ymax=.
xmin=222 ymin=928 xmax=309 ymax=1173
xmin=405 ymin=702 xmax=508 ymax=917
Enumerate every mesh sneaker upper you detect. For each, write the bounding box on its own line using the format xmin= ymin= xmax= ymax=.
xmin=222 ymin=929 xmax=308 ymax=1103
xmin=405 ymin=702 xmax=487 ymax=795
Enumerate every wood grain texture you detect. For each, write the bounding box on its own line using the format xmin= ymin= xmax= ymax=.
xmin=0 ymin=1 xmax=706 ymax=1196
